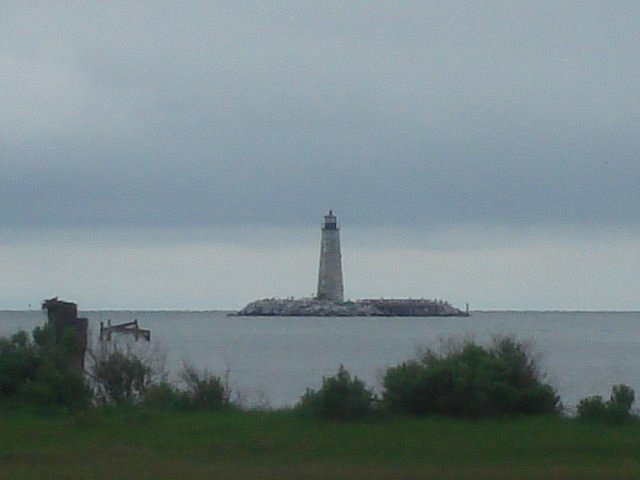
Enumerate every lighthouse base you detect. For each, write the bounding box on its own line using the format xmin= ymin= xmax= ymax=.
xmin=236 ymin=298 xmax=469 ymax=317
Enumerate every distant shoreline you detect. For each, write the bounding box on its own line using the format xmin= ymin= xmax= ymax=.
xmin=1 ymin=309 xmax=639 ymax=314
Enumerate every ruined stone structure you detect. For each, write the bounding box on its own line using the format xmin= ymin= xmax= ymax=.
xmin=41 ymin=298 xmax=88 ymax=373
xmin=316 ymin=210 xmax=344 ymax=303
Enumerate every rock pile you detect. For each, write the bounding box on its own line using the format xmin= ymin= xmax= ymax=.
xmin=236 ymin=297 xmax=467 ymax=317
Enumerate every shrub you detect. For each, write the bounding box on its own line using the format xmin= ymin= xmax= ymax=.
xmin=142 ymin=381 xmax=191 ymax=410
xmin=180 ymin=363 xmax=232 ymax=410
xmin=17 ymin=362 xmax=91 ymax=411
xmin=0 ymin=331 xmax=41 ymax=397
xmin=577 ymin=384 xmax=636 ymax=423
xmin=382 ymin=336 xmax=559 ymax=418
xmin=89 ymin=343 xmax=165 ymax=405
xmin=610 ymin=384 xmax=635 ymax=414
xmin=141 ymin=365 xmax=233 ymax=411
xmin=296 ymin=365 xmax=375 ymax=420
xmin=0 ymin=327 xmax=91 ymax=411
xmin=576 ymin=396 xmax=607 ymax=419
xmin=89 ymin=342 xmax=235 ymax=410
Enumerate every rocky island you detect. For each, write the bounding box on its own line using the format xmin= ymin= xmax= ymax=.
xmin=236 ymin=211 xmax=469 ymax=317
xmin=237 ymin=297 xmax=468 ymax=317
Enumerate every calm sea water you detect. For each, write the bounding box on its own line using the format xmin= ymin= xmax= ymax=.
xmin=1 ymin=310 xmax=638 ymax=409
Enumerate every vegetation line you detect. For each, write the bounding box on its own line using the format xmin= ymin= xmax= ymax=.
xmin=1 ymin=323 xmax=639 ymax=478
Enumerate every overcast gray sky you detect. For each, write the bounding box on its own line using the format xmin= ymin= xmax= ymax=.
xmin=2 ymin=1 xmax=639 ymax=310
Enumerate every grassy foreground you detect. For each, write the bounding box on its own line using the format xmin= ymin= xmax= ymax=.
xmin=1 ymin=409 xmax=639 ymax=480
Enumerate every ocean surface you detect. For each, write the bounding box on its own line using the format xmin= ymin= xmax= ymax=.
xmin=1 ymin=310 xmax=639 ymax=410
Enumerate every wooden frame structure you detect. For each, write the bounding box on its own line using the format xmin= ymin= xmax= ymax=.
xmin=99 ymin=319 xmax=151 ymax=342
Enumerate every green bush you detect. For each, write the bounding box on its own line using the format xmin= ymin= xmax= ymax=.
xmin=17 ymin=362 xmax=91 ymax=411
xmin=296 ymin=365 xmax=375 ymax=420
xmin=576 ymin=395 xmax=607 ymax=419
xmin=89 ymin=343 xmax=163 ymax=405
xmin=382 ymin=336 xmax=559 ymax=418
xmin=0 ymin=327 xmax=91 ymax=411
xmin=142 ymin=365 xmax=233 ymax=411
xmin=577 ymin=384 xmax=635 ymax=423
xmin=610 ymin=384 xmax=635 ymax=412
xmin=180 ymin=364 xmax=232 ymax=410
xmin=142 ymin=381 xmax=191 ymax=410
xmin=0 ymin=331 xmax=40 ymax=397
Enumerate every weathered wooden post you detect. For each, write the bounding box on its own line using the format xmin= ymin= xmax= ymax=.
xmin=41 ymin=298 xmax=88 ymax=373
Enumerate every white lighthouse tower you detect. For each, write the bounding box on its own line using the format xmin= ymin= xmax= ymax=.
xmin=316 ymin=210 xmax=344 ymax=303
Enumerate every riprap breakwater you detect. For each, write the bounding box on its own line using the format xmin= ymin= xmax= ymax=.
xmin=236 ymin=298 xmax=469 ymax=317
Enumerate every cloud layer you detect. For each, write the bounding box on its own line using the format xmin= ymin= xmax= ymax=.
xmin=2 ymin=2 xmax=639 ymax=230
xmin=2 ymin=3 xmax=639 ymax=310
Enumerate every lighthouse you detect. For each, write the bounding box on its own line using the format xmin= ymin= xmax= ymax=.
xmin=316 ymin=210 xmax=344 ymax=303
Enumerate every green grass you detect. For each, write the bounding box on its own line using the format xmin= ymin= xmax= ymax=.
xmin=1 ymin=408 xmax=639 ymax=479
